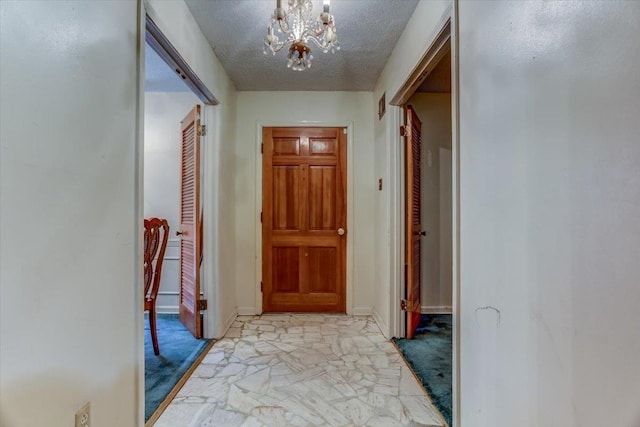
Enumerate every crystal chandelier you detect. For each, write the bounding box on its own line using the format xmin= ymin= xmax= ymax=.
xmin=263 ymin=0 xmax=339 ymax=71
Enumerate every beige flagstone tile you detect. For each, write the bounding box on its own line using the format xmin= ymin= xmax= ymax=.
xmin=399 ymin=395 xmax=444 ymax=426
xmin=155 ymin=314 xmax=445 ymax=427
xmin=153 ymin=402 xmax=216 ymax=427
xmin=234 ymin=366 xmax=270 ymax=394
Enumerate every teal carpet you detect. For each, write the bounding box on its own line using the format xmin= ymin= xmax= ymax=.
xmin=145 ymin=314 xmax=210 ymax=421
xmin=393 ymin=314 xmax=452 ymax=426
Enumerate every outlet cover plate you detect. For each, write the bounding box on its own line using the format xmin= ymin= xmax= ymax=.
xmin=75 ymin=402 xmax=90 ymax=427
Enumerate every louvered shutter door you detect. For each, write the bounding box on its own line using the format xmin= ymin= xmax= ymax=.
xmin=405 ymin=106 xmax=423 ymax=339
xmin=178 ymin=105 xmax=202 ymax=338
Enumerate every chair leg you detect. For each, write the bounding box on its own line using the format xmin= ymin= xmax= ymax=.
xmin=149 ymin=306 xmax=159 ymax=355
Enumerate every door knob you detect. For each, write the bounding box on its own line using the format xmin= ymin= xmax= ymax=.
xmin=414 ymin=230 xmax=428 ymax=237
xmin=338 ymin=228 xmax=345 ymax=236
xmin=176 ymin=231 xmax=186 ymax=236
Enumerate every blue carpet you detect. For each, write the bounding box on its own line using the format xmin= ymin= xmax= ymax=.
xmin=393 ymin=314 xmax=452 ymax=426
xmin=145 ymin=314 xmax=210 ymax=421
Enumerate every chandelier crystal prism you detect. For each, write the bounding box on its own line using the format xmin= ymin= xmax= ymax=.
xmin=263 ymin=0 xmax=339 ymax=71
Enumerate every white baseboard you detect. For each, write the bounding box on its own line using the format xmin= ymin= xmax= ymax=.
xmin=237 ymin=307 xmax=256 ymax=316
xmin=421 ymin=305 xmax=453 ymax=314
xmin=352 ymin=306 xmax=373 ymax=316
xmin=217 ymin=309 xmax=238 ymax=339
xmin=372 ymin=308 xmax=391 ymax=339
xmin=156 ymin=305 xmax=179 ymax=314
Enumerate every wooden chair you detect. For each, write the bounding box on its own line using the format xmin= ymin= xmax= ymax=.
xmin=144 ymin=218 xmax=169 ymax=355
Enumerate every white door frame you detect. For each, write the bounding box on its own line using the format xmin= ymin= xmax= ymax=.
xmin=143 ymin=3 xmax=221 ymax=340
xmin=387 ymin=3 xmax=460 ymax=425
xmin=137 ymin=3 xmax=224 ymax=423
xmin=136 ymin=4 xmax=145 ymax=425
xmin=254 ymin=121 xmax=355 ymax=315
xmin=388 ymin=5 xmax=453 ymax=336
xmin=388 ymin=105 xmax=406 ymax=339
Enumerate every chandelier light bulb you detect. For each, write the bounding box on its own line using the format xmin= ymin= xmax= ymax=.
xmin=263 ymin=0 xmax=339 ymax=71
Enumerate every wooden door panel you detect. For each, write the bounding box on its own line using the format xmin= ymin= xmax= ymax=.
xmin=405 ymin=106 xmax=423 ymax=339
xmin=308 ymin=166 xmax=337 ymax=230
xmin=272 ymin=247 xmax=300 ymax=293
xmin=179 ymin=105 xmax=202 ymax=338
xmin=271 ymin=293 xmax=339 ymax=306
xmin=271 ymin=234 xmax=337 ymax=246
xmin=308 ymin=247 xmax=338 ymax=293
xmin=263 ymin=127 xmax=346 ymax=313
xmin=309 ymin=137 xmax=337 ymax=155
xmin=273 ymin=137 xmax=301 ymax=156
xmin=273 ymin=166 xmax=300 ymax=230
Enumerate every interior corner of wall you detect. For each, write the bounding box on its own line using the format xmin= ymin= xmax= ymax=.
xmin=372 ymin=308 xmax=391 ymax=339
xmin=237 ymin=306 xmax=256 ymax=316
xmin=353 ymin=307 xmax=374 ymax=316
xmin=217 ymin=307 xmax=238 ymax=339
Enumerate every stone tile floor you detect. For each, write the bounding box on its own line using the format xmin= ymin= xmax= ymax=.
xmin=154 ymin=314 xmax=446 ymax=427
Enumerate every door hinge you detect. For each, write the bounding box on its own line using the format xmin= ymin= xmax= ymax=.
xmin=197 ymin=299 xmax=208 ymax=311
xmin=400 ymin=299 xmax=414 ymax=311
xmin=261 ymin=281 xmax=264 ymax=292
xmin=260 ymin=212 xmax=263 ymax=223
xmin=402 ymin=264 xmax=408 ymax=312
xmin=343 ymin=128 xmax=347 ymax=135
xmin=261 ymin=143 xmax=264 ymax=154
xmin=400 ymin=125 xmax=407 ymax=137
xmin=198 ymin=124 xmax=207 ymax=136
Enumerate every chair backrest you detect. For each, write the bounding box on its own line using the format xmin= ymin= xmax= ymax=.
xmin=144 ymin=218 xmax=170 ymax=300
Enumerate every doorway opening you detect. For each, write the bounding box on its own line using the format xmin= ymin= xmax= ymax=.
xmin=142 ymin=14 xmax=218 ymax=426
xmin=404 ymin=47 xmax=453 ymax=334
xmin=390 ymin=15 xmax=455 ymax=427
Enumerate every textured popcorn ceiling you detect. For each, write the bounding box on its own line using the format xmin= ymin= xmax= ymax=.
xmin=184 ymin=0 xmax=419 ymax=91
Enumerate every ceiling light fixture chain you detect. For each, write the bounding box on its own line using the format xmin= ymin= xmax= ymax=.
xmin=263 ymin=0 xmax=340 ymax=71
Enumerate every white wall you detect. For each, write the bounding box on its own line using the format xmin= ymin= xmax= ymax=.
xmin=0 ymin=2 xmax=141 ymax=427
xmin=372 ymin=0 xmax=452 ymax=337
xmin=409 ymin=93 xmax=453 ymax=312
xmin=234 ymin=91 xmax=375 ymax=316
xmin=458 ymin=1 xmax=640 ymax=426
xmin=374 ymin=1 xmax=640 ymax=425
xmin=146 ymin=0 xmax=238 ymax=337
xmin=144 ymin=91 xmax=201 ymax=312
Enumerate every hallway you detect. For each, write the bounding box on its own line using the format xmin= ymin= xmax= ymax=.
xmin=154 ymin=314 xmax=446 ymax=426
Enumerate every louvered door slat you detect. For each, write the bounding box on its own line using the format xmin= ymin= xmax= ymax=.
xmin=178 ymin=105 xmax=202 ymax=338
xmin=405 ymin=106 xmax=423 ymax=339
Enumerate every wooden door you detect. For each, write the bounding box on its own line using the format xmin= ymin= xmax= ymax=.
xmin=405 ymin=106 xmax=422 ymax=339
xmin=178 ymin=105 xmax=203 ymax=338
xmin=262 ymin=127 xmax=347 ymax=313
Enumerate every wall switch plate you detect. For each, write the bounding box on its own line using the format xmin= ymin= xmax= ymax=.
xmin=75 ymin=402 xmax=90 ymax=427
xmin=378 ymin=178 xmax=383 ymax=191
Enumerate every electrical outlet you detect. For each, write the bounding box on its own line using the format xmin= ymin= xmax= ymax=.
xmin=75 ymin=402 xmax=90 ymax=427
